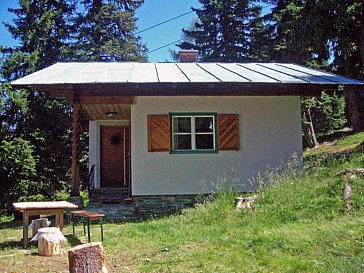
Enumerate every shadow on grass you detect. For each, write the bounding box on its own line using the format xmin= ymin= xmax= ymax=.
xmin=0 ymin=219 xmax=22 ymax=230
xmin=316 ymin=130 xmax=356 ymax=144
xmin=0 ymin=240 xmax=23 ymax=250
xmin=65 ymin=234 xmax=82 ymax=247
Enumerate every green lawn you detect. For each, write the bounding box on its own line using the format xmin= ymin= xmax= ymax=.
xmin=1 ymin=134 xmax=364 ymax=272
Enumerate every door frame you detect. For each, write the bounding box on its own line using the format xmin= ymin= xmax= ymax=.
xmin=93 ymin=120 xmax=131 ymax=190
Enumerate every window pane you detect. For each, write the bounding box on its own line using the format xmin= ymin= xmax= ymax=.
xmin=174 ymin=134 xmax=192 ymax=150
xmin=196 ymin=134 xmax=214 ymax=150
xmin=195 ymin=117 xmax=214 ymax=133
xmin=173 ymin=117 xmax=191 ymax=133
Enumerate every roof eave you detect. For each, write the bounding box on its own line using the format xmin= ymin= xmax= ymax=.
xmin=10 ymin=81 xmax=353 ymax=97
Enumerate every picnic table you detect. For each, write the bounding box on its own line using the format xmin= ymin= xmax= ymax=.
xmin=13 ymin=201 xmax=78 ymax=248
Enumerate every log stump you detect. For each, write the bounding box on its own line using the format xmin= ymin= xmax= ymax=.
xmin=235 ymin=195 xmax=257 ymax=210
xmin=68 ymin=242 xmax=108 ymax=273
xmin=30 ymin=218 xmax=50 ymax=238
xmin=34 ymin=227 xmax=67 ymax=256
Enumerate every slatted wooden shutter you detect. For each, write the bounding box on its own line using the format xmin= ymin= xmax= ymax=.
xmin=218 ymin=114 xmax=240 ymax=151
xmin=148 ymin=115 xmax=171 ymax=152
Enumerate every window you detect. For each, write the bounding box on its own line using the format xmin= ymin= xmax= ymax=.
xmin=171 ymin=113 xmax=217 ymax=153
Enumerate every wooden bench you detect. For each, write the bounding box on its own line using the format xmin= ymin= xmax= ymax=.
xmin=71 ymin=210 xmax=105 ymax=243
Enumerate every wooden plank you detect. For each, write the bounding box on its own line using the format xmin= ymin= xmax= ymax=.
xmin=176 ymin=63 xmax=220 ymax=82
xmin=218 ymin=114 xmax=240 ymax=151
xmin=71 ymin=101 xmax=81 ymax=196
xmin=80 ymin=96 xmax=135 ymax=105
xmin=239 ymin=63 xmax=307 ymax=83
xmin=128 ymin=63 xmax=158 ymax=83
xmin=13 ymin=201 xmax=78 ymax=210
xmin=198 ymin=63 xmax=250 ymax=82
xmin=155 ymin=63 xmax=190 ymax=82
xmin=148 ymin=115 xmax=170 ymax=152
xmin=218 ymin=63 xmax=278 ymax=83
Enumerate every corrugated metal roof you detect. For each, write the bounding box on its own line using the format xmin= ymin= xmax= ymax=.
xmin=11 ymin=62 xmax=364 ymax=87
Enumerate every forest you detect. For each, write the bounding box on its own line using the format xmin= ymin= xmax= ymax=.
xmin=0 ymin=0 xmax=363 ymax=213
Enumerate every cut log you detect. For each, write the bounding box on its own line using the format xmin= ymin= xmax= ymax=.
xmin=34 ymin=227 xmax=67 ymax=256
xmin=236 ymin=195 xmax=257 ymax=210
xmin=29 ymin=218 xmax=50 ymax=239
xmin=68 ymin=242 xmax=108 ymax=273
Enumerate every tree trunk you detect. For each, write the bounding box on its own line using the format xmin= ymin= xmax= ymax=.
xmin=68 ymin=242 xmax=108 ymax=273
xmin=302 ymin=103 xmax=319 ymax=148
xmin=345 ymin=88 xmax=364 ymax=132
xmin=345 ymin=24 xmax=364 ymax=132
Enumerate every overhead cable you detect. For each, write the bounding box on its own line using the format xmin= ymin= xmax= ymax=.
xmin=147 ymin=40 xmax=181 ymax=54
xmin=136 ymin=10 xmax=196 ymax=34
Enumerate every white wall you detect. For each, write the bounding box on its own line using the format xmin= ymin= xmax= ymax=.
xmin=131 ymin=96 xmax=303 ymax=195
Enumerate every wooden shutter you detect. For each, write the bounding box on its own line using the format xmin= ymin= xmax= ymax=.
xmin=218 ymin=114 xmax=240 ymax=151
xmin=147 ymin=115 xmax=171 ymax=152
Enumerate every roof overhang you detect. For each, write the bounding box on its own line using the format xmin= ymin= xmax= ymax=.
xmin=11 ymin=62 xmax=364 ymax=97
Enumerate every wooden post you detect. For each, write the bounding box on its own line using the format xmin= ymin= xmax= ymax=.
xmin=68 ymin=242 xmax=108 ymax=273
xmin=71 ymin=90 xmax=81 ymax=197
xmin=22 ymin=210 xmax=29 ymax=248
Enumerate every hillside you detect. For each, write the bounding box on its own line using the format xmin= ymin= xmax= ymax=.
xmin=0 ymin=132 xmax=363 ymax=272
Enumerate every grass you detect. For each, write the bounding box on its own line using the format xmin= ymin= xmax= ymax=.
xmin=1 ymin=133 xmax=364 ymax=272
xmin=304 ymin=131 xmax=364 ymax=158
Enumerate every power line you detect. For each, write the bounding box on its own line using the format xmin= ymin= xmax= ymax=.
xmin=136 ymin=10 xmax=196 ymax=35
xmin=147 ymin=40 xmax=181 ymax=54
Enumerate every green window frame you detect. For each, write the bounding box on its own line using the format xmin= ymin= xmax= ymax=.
xmin=170 ymin=112 xmax=218 ymax=154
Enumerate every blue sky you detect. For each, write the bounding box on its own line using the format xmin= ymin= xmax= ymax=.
xmin=0 ymin=0 xmax=200 ymax=62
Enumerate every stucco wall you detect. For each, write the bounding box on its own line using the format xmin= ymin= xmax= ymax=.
xmin=131 ymin=96 xmax=303 ymax=195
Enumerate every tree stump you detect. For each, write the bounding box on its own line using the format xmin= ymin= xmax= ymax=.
xmin=29 ymin=218 xmax=50 ymax=239
xmin=235 ymin=195 xmax=257 ymax=210
xmin=68 ymin=242 xmax=108 ymax=273
xmin=33 ymin=227 xmax=67 ymax=256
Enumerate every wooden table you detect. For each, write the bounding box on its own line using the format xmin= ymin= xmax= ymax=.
xmin=13 ymin=201 xmax=78 ymax=248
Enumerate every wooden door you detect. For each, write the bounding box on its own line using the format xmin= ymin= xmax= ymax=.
xmin=100 ymin=126 xmax=130 ymax=188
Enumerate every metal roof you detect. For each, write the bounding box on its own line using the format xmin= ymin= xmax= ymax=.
xmin=12 ymin=62 xmax=364 ymax=86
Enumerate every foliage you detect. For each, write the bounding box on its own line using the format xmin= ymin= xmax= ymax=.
xmin=264 ymin=0 xmax=364 ymax=131
xmin=307 ymin=91 xmax=347 ymax=136
xmin=0 ymin=0 xmax=147 ymax=213
xmin=71 ymin=0 xmax=147 ymax=61
xmin=180 ymin=0 xmax=271 ymax=62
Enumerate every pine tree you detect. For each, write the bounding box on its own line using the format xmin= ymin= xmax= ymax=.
xmin=264 ymin=0 xmax=364 ymax=133
xmin=180 ymin=0 xmax=268 ymax=62
xmin=72 ymin=0 xmax=147 ymax=61
xmin=0 ymin=0 xmax=75 ymax=210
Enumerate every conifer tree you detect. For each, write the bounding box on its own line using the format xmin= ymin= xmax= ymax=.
xmin=72 ymin=0 xmax=147 ymax=61
xmin=0 ymin=0 xmax=75 ymax=210
xmin=180 ymin=0 xmax=269 ymax=62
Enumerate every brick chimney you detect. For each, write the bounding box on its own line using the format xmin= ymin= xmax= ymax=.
xmin=179 ymin=50 xmax=199 ymax=63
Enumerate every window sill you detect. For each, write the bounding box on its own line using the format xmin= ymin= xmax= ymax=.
xmin=169 ymin=149 xmax=219 ymax=154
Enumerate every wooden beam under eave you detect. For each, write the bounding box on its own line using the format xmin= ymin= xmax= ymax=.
xmin=71 ymin=90 xmax=81 ymax=197
xmin=80 ymin=96 xmax=136 ymax=105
